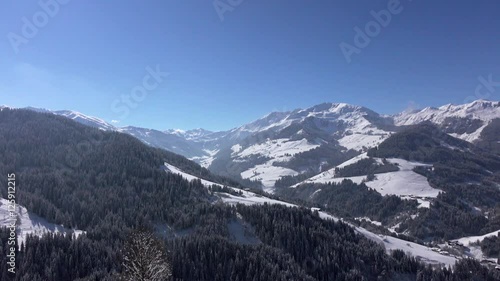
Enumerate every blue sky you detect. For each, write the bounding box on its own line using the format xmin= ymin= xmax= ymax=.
xmin=1 ymin=0 xmax=499 ymax=131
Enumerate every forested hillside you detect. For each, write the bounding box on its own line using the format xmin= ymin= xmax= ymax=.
xmin=0 ymin=109 xmax=499 ymax=280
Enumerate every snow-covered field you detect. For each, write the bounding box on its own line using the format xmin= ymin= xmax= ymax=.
xmin=453 ymin=229 xmax=500 ymax=246
xmin=190 ymin=149 xmax=219 ymax=168
xmin=295 ymin=157 xmax=441 ymax=208
xmin=357 ymin=228 xmax=457 ymax=266
xmin=450 ymin=229 xmax=500 ymax=262
xmin=355 ymin=217 xmax=383 ymax=226
xmin=164 ymin=162 xmax=456 ymax=266
xmin=233 ymin=138 xmax=321 ymax=191
xmin=338 ymin=134 xmax=388 ymax=152
xmin=366 ymin=171 xmax=440 ymax=198
xmin=0 ymin=199 xmax=84 ymax=248
xmin=241 ymin=161 xmax=298 ymax=192
xmin=235 ymin=138 xmax=320 ymax=161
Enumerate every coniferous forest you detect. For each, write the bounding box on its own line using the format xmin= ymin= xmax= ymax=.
xmin=0 ymin=109 xmax=499 ymax=280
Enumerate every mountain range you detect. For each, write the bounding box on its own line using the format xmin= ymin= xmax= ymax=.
xmin=9 ymin=99 xmax=499 ymax=191
xmin=1 ymin=102 xmax=500 ymax=280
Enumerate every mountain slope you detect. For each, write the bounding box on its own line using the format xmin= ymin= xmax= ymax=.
xmin=208 ymin=103 xmax=395 ymax=189
xmin=2 ymin=107 xmax=500 ymax=280
xmin=163 ymin=161 xmax=458 ymax=266
xmin=118 ymin=126 xmax=209 ymax=159
xmin=286 ymin=123 xmax=500 ymax=243
xmin=20 ymin=100 xmax=500 ymax=191
xmin=394 ymin=100 xmax=500 ymax=142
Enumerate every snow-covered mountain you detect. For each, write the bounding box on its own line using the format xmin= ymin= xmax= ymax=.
xmin=164 ymin=128 xmax=215 ymax=141
xmin=206 ymin=100 xmax=498 ymax=188
xmin=117 ymin=126 xmax=209 ymax=159
xmin=53 ymin=110 xmax=117 ymax=131
xmin=206 ymin=103 xmax=396 ymax=189
xmin=23 ymin=107 xmax=118 ymax=131
xmin=394 ymin=100 xmax=500 ymax=142
xmin=21 ymin=100 xmax=500 ymax=189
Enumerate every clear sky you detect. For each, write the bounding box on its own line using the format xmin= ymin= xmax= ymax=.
xmin=1 ymin=0 xmax=499 ymax=131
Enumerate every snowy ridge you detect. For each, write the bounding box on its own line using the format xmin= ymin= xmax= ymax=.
xmin=18 ymin=100 xmax=500 ymax=189
xmin=0 ymin=199 xmax=84 ymax=248
xmin=395 ymin=100 xmax=499 ymax=126
xmin=229 ymin=102 xmax=392 ymax=148
xmin=21 ymin=106 xmax=117 ymax=131
xmin=163 ymin=162 xmax=456 ymax=266
xmin=394 ymin=100 xmax=500 ymax=142
xmin=163 ymin=162 xmax=295 ymax=207
xmin=219 ymin=103 xmax=394 ymax=188
xmin=54 ymin=110 xmax=117 ymax=131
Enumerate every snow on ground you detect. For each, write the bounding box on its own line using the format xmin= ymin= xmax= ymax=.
xmin=466 ymin=245 xmax=492 ymax=262
xmin=338 ymin=134 xmax=388 ymax=152
xmin=165 ymin=162 xmax=298 ymax=206
xmin=295 ymin=158 xmax=440 ymax=208
xmin=296 ymin=153 xmax=370 ymax=185
xmin=365 ymin=171 xmax=440 ymax=198
xmin=320 ymin=210 xmax=456 ymax=266
xmin=55 ymin=110 xmax=116 ymax=131
xmin=0 ymin=199 xmax=84 ymax=248
xmin=234 ymin=138 xmax=321 ymax=191
xmin=452 ymin=229 xmax=500 ymax=246
xmin=394 ymin=100 xmax=500 ymax=142
xmin=190 ymin=149 xmax=219 ymax=168
xmin=220 ymin=183 xmax=450 ymax=264
xmin=231 ymin=144 xmax=242 ymax=154
xmin=164 ymin=162 xmax=457 ymax=266
xmin=235 ymin=138 xmax=320 ymax=161
xmin=333 ymin=109 xmax=391 ymax=151
xmin=355 ymin=217 xmax=383 ymax=226
xmin=165 ymin=163 xmax=222 ymax=187
xmin=388 ymin=222 xmax=402 ymax=234
xmin=356 ymin=227 xmax=457 ymax=266
xmin=337 ymin=153 xmax=370 ymax=168
xmin=450 ymin=229 xmax=500 ymax=262
xmin=219 ymin=193 xmax=296 ymax=207
xmin=241 ymin=160 xmax=298 ymax=192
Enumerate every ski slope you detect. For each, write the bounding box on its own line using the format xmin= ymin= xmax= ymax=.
xmin=0 ymin=199 xmax=84 ymax=248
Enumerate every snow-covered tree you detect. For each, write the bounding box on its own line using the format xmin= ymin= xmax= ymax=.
xmin=120 ymin=230 xmax=172 ymax=281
